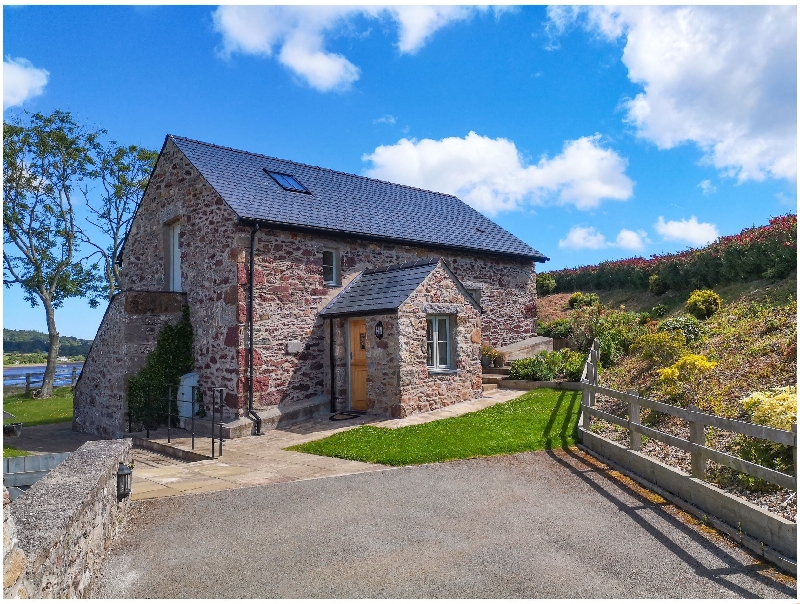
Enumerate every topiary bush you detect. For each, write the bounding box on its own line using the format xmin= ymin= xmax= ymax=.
xmin=657 ymin=314 xmax=703 ymax=344
xmin=536 ymin=273 xmax=556 ymax=296
xmin=685 ymin=289 xmax=722 ymax=319
xmin=568 ymin=292 xmax=600 ymax=309
xmin=649 ymin=274 xmax=668 ymax=296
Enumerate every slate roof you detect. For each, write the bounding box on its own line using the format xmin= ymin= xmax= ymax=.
xmin=320 ymin=260 xmax=441 ymax=317
xmin=169 ymin=136 xmax=547 ymax=261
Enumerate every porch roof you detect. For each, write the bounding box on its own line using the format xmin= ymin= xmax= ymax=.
xmin=320 ymin=260 xmax=439 ymax=318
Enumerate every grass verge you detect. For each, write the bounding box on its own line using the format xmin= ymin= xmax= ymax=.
xmin=288 ymin=388 xmax=581 ymax=466
xmin=3 ymin=386 xmax=74 ymax=427
xmin=3 ymin=445 xmax=29 ymax=458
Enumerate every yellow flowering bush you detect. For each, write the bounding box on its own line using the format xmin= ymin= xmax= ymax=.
xmin=657 ymin=354 xmax=717 ymax=406
xmin=741 ymin=385 xmax=797 ymax=431
xmin=630 ymin=331 xmax=687 ymax=367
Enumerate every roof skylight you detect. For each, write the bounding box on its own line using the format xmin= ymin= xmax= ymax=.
xmin=264 ymin=169 xmax=309 ymax=193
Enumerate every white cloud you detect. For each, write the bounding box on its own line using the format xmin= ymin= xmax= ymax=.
xmin=654 ymin=216 xmax=719 ymax=246
xmin=212 ymin=6 xmax=483 ymax=92
xmin=559 ymin=226 xmax=648 ymax=250
xmin=373 ymin=115 xmax=397 ymax=125
xmin=3 ymin=57 xmax=49 ymax=110
xmin=550 ymin=6 xmax=797 ymax=182
xmin=615 ymin=229 xmax=648 ymax=250
xmin=698 ymin=180 xmax=716 ymax=196
xmin=362 ymin=132 xmax=634 ymax=215
xmin=559 ymin=226 xmax=607 ymax=250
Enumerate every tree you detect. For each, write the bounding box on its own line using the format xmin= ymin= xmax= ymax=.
xmin=80 ymin=143 xmax=158 ymax=300
xmin=3 ymin=111 xmax=102 ymax=398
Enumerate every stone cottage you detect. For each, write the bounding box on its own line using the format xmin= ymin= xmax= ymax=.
xmin=73 ymin=136 xmax=548 ymax=438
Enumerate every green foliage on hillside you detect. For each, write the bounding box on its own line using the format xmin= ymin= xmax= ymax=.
xmin=3 ymin=329 xmax=92 ymax=356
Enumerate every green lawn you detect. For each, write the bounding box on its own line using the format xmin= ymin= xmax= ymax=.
xmin=3 ymin=386 xmax=74 ymax=427
xmin=288 ymin=388 xmax=581 ymax=466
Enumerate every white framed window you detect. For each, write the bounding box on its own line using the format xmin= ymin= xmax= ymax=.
xmin=426 ymin=315 xmax=451 ymax=370
xmin=322 ymin=248 xmax=340 ymax=286
xmin=166 ymin=221 xmax=181 ymax=292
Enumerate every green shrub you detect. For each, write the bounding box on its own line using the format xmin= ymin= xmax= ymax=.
xmin=539 ymin=318 xmax=572 ymax=339
xmin=509 ymin=352 xmax=555 ymax=381
xmin=638 ymin=311 xmax=652 ymax=325
xmin=649 ymin=274 xmax=668 ymax=296
xmin=561 ymin=350 xmax=586 ymax=381
xmin=593 ymin=310 xmax=646 ymax=366
xmin=630 ymin=331 xmax=687 ymax=367
xmin=568 ymin=292 xmax=600 ymax=309
xmin=657 ymin=314 xmax=702 ymax=343
xmin=536 ymin=273 xmax=556 ymax=296
xmin=651 ymin=304 xmax=669 ymax=318
xmin=685 ymin=289 xmax=722 ymax=319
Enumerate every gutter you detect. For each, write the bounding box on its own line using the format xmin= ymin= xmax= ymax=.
xmin=329 ymin=318 xmax=336 ymax=413
xmin=248 ymin=224 xmax=263 ymax=435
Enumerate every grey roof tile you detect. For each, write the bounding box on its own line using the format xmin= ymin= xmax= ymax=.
xmin=320 ymin=260 xmax=439 ymax=317
xmin=169 ymin=135 xmax=547 ymax=261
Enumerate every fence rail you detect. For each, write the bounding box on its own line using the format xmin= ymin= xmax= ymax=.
xmin=580 ymin=338 xmax=797 ymax=491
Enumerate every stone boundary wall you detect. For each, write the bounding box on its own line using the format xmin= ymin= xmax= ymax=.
xmin=3 ymin=440 xmax=133 ymax=598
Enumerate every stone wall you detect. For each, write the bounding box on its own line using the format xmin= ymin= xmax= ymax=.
xmin=396 ymin=263 xmax=482 ymax=417
xmin=3 ymin=440 xmax=132 ymax=598
xmin=74 ymin=291 xmax=186 ymax=438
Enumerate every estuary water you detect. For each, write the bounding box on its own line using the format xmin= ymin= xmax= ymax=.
xmin=3 ymin=362 xmax=83 ymax=389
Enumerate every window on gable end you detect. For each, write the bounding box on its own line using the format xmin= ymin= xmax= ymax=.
xmin=426 ymin=315 xmax=451 ymax=370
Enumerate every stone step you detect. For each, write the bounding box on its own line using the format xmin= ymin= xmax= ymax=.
xmin=482 ymin=367 xmax=510 ymax=375
xmin=482 ymin=383 xmax=498 ymax=393
xmin=481 ymin=375 xmax=507 ymax=385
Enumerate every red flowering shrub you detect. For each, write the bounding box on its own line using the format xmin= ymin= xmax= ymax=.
xmin=545 ymin=214 xmax=796 ymax=292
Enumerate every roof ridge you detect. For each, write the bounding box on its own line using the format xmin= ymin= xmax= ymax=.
xmin=168 ymin=135 xmax=463 ymax=202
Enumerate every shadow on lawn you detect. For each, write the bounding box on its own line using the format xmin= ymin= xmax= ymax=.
xmin=543 ymin=446 xmax=795 ymax=597
xmin=541 ymin=389 xmax=580 ymax=450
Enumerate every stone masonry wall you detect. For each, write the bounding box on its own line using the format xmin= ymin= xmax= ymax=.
xmin=246 ymin=228 xmax=536 ymax=416
xmin=397 ymin=263 xmax=482 ymax=417
xmin=3 ymin=440 xmax=132 ymax=598
xmin=74 ymin=291 xmax=186 ymax=438
xmin=120 ymin=138 xmax=242 ymax=414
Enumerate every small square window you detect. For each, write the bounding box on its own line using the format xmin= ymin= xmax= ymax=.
xmin=426 ymin=315 xmax=451 ymax=370
xmin=322 ymin=248 xmax=341 ymax=286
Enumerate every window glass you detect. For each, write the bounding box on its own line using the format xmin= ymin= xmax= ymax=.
xmin=426 ymin=315 xmax=451 ymax=370
xmin=322 ymin=250 xmax=334 ymax=283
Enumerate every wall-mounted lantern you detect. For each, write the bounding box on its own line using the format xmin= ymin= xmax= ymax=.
xmin=375 ymin=321 xmax=384 ymax=340
xmin=117 ymin=462 xmax=132 ymax=501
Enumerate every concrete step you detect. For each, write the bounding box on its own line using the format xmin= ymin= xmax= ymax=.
xmin=481 ymin=375 xmax=507 ymax=385
xmin=482 ymin=383 xmax=498 ymax=393
xmin=482 ymin=366 xmax=510 ymax=375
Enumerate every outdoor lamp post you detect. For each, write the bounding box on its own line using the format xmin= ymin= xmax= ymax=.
xmin=117 ymin=462 xmax=132 ymax=500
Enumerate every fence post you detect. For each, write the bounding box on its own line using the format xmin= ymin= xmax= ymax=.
xmin=25 ymin=373 xmax=31 ymax=394
xmin=71 ymin=367 xmax=77 ymax=387
xmin=628 ymin=390 xmax=641 ymax=451
xmin=793 ymin=424 xmax=797 ymax=476
xmin=688 ymin=404 xmax=707 ymax=480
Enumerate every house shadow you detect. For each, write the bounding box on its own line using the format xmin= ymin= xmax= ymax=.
xmin=539 ymin=397 xmax=795 ymax=597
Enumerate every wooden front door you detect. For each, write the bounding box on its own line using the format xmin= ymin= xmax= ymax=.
xmin=349 ymin=319 xmax=368 ymax=411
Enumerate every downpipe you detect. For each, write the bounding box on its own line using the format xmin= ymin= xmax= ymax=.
xmin=248 ymin=224 xmax=263 ymax=435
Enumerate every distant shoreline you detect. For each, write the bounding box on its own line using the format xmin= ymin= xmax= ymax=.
xmin=3 ymin=361 xmax=83 ymax=368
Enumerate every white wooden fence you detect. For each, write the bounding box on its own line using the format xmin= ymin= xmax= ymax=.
xmin=580 ymin=338 xmax=797 ymax=491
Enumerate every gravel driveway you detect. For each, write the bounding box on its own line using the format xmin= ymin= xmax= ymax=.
xmin=90 ymin=448 xmax=795 ymax=598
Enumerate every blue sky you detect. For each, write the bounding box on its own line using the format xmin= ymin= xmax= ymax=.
xmin=3 ymin=5 xmax=797 ymax=340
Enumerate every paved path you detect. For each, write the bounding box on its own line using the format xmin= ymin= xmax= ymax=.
xmin=129 ymin=388 xmax=522 ymax=500
xmin=90 ymin=447 xmax=795 ymax=599
xmin=6 ymin=421 xmax=103 ymax=454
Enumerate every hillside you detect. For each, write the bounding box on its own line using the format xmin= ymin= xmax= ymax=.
xmin=535 ymin=273 xmax=797 ymax=520
xmin=3 ymin=329 xmax=93 ymax=356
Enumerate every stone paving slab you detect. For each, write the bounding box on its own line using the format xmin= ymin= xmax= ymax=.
xmin=129 ymin=389 xmax=524 ymax=501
